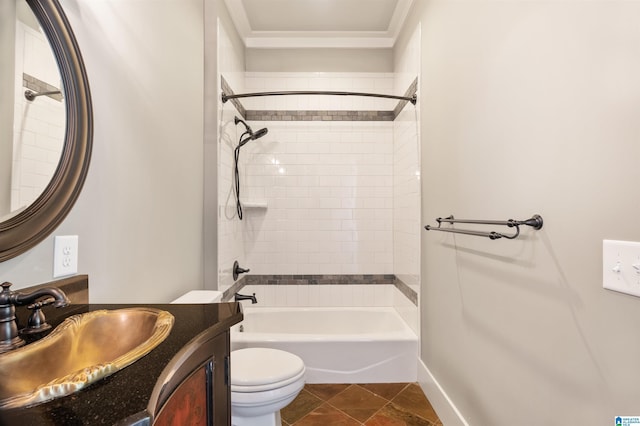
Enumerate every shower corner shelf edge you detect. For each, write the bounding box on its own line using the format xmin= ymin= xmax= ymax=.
xmin=242 ymin=201 xmax=268 ymax=209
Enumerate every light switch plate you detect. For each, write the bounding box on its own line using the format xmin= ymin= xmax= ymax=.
xmin=53 ymin=235 xmax=78 ymax=278
xmin=603 ymin=239 xmax=640 ymax=298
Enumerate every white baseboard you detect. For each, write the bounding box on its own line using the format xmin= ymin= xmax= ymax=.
xmin=417 ymin=358 xmax=469 ymax=426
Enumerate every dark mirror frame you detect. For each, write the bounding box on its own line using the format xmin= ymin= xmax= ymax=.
xmin=0 ymin=0 xmax=92 ymax=261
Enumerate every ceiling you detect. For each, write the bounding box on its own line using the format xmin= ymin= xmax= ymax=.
xmin=223 ymin=0 xmax=414 ymax=48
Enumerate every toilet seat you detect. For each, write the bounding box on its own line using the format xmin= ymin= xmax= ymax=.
xmin=231 ymin=348 xmax=305 ymax=393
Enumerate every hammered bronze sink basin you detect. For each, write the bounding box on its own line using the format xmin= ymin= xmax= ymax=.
xmin=0 ymin=307 xmax=174 ymax=409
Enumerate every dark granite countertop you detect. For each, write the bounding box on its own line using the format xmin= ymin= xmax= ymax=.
xmin=0 ymin=302 xmax=242 ymax=426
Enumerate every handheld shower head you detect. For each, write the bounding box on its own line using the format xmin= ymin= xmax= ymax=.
xmin=252 ymin=127 xmax=268 ymax=140
xmin=235 ymin=115 xmax=269 ymax=147
xmin=238 ymin=127 xmax=268 ymax=147
xmin=233 ymin=118 xmax=269 ymax=221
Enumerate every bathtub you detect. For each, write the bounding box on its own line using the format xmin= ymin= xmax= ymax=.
xmin=230 ymin=307 xmax=418 ymax=383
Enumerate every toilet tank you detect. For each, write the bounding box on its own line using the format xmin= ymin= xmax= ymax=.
xmin=171 ymin=290 xmax=223 ymax=304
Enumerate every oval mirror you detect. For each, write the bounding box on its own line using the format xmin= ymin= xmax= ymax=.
xmin=0 ymin=0 xmax=92 ymax=261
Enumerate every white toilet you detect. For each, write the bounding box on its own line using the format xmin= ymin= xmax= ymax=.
xmin=171 ymin=291 xmax=306 ymax=426
xmin=230 ymin=347 xmax=305 ymax=426
xmin=170 ymin=290 xmax=223 ymax=304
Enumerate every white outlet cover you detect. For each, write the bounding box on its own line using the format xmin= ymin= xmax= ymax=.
xmin=53 ymin=235 xmax=78 ymax=278
xmin=603 ymin=239 xmax=640 ymax=298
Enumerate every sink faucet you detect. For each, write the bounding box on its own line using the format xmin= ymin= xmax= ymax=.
xmin=234 ymin=292 xmax=257 ymax=304
xmin=0 ymin=282 xmax=70 ymax=353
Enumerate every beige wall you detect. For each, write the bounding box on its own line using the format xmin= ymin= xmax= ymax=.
xmin=246 ymin=48 xmax=393 ymax=72
xmin=0 ymin=2 xmax=15 ymax=217
xmin=0 ymin=0 xmax=207 ymax=303
xmin=397 ymin=1 xmax=640 ymax=424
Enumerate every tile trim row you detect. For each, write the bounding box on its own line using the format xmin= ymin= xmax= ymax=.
xmin=221 ymin=274 xmax=418 ymax=306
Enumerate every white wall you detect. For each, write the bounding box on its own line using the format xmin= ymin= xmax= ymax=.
xmin=393 ymin=25 xmax=421 ymax=335
xmin=0 ymin=0 xmax=206 ymax=304
xmin=397 ymin=1 xmax=640 ymax=424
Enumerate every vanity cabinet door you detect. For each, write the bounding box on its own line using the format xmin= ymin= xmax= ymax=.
xmin=211 ymin=332 xmax=231 ymax=426
xmin=152 ymin=332 xmax=230 ymax=426
xmin=153 ymin=363 xmax=210 ymax=426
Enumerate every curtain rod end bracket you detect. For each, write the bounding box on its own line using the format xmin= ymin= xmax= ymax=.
xmin=410 ymin=94 xmax=417 ymax=105
xmin=527 ymin=214 xmax=543 ymax=230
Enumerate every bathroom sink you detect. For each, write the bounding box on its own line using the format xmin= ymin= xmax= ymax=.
xmin=0 ymin=307 xmax=174 ymax=409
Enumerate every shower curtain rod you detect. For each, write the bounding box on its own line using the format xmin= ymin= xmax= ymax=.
xmin=24 ymin=89 xmax=61 ymax=101
xmin=222 ymin=90 xmax=417 ymax=105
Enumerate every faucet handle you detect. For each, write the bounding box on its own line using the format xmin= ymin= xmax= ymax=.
xmin=27 ymin=297 xmax=56 ymax=311
xmin=21 ymin=298 xmax=55 ymax=335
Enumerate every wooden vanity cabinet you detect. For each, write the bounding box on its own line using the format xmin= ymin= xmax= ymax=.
xmin=150 ymin=332 xmax=231 ymax=426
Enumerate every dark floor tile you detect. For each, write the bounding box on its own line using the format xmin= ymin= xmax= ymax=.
xmin=295 ymin=403 xmax=361 ymax=426
xmin=365 ymin=402 xmax=434 ymax=426
xmin=359 ymin=383 xmax=409 ymax=401
xmin=328 ymin=385 xmax=388 ymax=422
xmin=305 ymin=383 xmax=351 ymax=401
xmin=390 ymin=383 xmax=438 ymax=422
xmin=281 ymin=389 xmax=323 ymax=424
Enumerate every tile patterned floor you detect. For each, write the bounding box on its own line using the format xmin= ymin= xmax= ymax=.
xmin=281 ymin=383 xmax=442 ymax=426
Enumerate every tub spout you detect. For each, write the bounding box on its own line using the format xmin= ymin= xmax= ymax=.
xmin=234 ymin=292 xmax=257 ymax=304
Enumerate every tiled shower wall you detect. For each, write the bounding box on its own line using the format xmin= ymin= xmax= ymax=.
xmin=11 ymin=21 xmax=64 ymax=212
xmin=235 ymin=72 xmax=395 ymax=276
xmin=393 ymin=26 xmax=421 ymax=334
xmin=216 ymin=28 xmax=421 ymax=336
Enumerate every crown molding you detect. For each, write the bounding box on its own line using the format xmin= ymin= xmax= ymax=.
xmin=224 ymin=0 xmax=413 ymax=49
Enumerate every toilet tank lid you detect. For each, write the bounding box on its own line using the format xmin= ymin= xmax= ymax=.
xmin=171 ymin=290 xmax=223 ymax=304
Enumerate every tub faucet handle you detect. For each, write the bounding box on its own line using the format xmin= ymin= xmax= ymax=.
xmin=233 ymin=261 xmax=250 ymax=280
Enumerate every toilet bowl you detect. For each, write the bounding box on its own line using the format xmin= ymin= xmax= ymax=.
xmin=231 ymin=347 xmax=306 ymax=426
xmin=171 ymin=292 xmax=305 ymax=425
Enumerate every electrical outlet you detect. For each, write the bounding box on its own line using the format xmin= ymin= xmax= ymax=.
xmin=603 ymin=239 xmax=640 ymax=298
xmin=53 ymin=235 xmax=78 ymax=278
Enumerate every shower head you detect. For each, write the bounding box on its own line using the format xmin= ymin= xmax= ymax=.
xmin=235 ymin=116 xmax=268 ymax=147
xmin=238 ymin=128 xmax=268 ymax=147
xmin=252 ymin=127 xmax=268 ymax=140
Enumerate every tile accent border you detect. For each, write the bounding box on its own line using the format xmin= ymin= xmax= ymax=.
xmin=222 ymin=274 xmax=418 ymax=306
xmin=245 ymin=110 xmax=394 ymax=122
xmin=23 ymin=73 xmax=63 ymax=102
xmin=221 ymin=75 xmax=417 ymax=122
xmin=221 ymin=76 xmax=246 ymax=118
xmin=393 ymin=77 xmax=418 ymax=119
xmin=243 ymin=274 xmax=396 ymax=285
xmin=221 ymin=275 xmax=247 ymax=302
xmin=394 ymin=276 xmax=418 ymax=306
